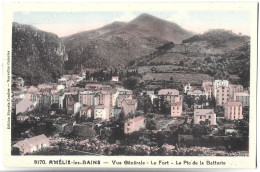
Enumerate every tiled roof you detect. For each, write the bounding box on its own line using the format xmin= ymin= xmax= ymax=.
xmin=81 ymin=106 xmax=91 ymax=111
xmin=68 ymin=101 xmax=76 ymax=106
xmin=27 ymin=86 xmax=38 ymax=93
xmin=226 ymin=101 xmax=242 ymax=106
xmin=118 ymin=94 xmax=131 ymax=99
xmin=194 ymin=109 xmax=215 ymax=116
xmin=172 ymin=101 xmax=182 ymax=106
xmin=128 ymin=116 xmax=145 ymax=123
xmin=123 ymin=99 xmax=137 ymax=105
xmin=234 ymin=92 xmax=249 ymax=96
xmin=17 ymin=99 xmax=34 ymax=106
xmin=158 ymin=89 xmax=179 ymax=96
xmin=13 ymin=134 xmax=49 ymax=149
xmin=189 ymin=89 xmax=204 ymax=94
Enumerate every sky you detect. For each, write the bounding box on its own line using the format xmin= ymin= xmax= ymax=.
xmin=13 ymin=11 xmax=251 ymax=37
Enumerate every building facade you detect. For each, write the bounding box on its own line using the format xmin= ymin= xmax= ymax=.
xmin=194 ymin=109 xmax=216 ymax=125
xmin=224 ymin=101 xmax=243 ymax=120
xmin=121 ymin=99 xmax=137 ymax=115
xmin=234 ymin=92 xmax=250 ymax=106
xmin=124 ymin=116 xmax=146 ymax=134
xmin=213 ymin=80 xmax=229 ymax=97
xmin=216 ymin=86 xmax=230 ymax=106
xmin=171 ymin=101 xmax=182 ymax=117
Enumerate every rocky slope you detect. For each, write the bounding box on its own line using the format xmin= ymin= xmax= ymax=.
xmin=12 ymin=22 xmax=68 ymax=85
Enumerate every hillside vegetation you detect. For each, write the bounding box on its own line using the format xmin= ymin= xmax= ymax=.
xmin=12 ymin=22 xmax=68 ymax=85
xmin=129 ymin=30 xmax=250 ymax=88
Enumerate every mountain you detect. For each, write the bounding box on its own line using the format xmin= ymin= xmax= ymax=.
xmin=62 ymin=13 xmax=193 ymax=70
xmin=128 ymin=13 xmax=193 ymax=43
xmin=12 ymin=22 xmax=68 ymax=85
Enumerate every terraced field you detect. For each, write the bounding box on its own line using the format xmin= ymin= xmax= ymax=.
xmin=143 ymin=71 xmax=213 ymax=83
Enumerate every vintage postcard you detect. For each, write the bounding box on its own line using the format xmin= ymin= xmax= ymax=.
xmin=1 ymin=2 xmax=258 ymax=169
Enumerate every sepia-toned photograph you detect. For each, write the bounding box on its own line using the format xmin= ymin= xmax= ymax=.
xmin=1 ymin=1 xmax=257 ymax=169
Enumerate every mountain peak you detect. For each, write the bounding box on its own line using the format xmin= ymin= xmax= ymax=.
xmin=128 ymin=13 xmax=194 ymax=43
xmin=136 ymin=13 xmax=156 ymax=19
xmin=130 ymin=13 xmax=163 ymax=24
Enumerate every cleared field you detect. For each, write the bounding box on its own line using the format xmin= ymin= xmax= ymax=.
xmin=143 ymin=72 xmax=213 ymax=84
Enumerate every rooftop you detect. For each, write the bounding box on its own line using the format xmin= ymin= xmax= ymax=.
xmin=235 ymin=92 xmax=249 ymax=96
xmin=158 ymin=89 xmax=179 ymax=96
xmin=13 ymin=134 xmax=49 ymax=149
xmin=172 ymin=101 xmax=182 ymax=106
xmin=27 ymin=86 xmax=38 ymax=93
xmin=127 ymin=116 xmax=145 ymax=123
xmin=226 ymin=101 xmax=242 ymax=106
xmin=194 ymin=109 xmax=215 ymax=115
xmin=122 ymin=99 xmax=137 ymax=105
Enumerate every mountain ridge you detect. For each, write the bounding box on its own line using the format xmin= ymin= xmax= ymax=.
xmin=62 ymin=13 xmax=194 ymax=71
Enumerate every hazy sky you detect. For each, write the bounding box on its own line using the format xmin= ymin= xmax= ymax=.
xmin=13 ymin=11 xmax=251 ymax=37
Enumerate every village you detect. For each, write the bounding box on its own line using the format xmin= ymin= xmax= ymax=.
xmin=11 ymin=70 xmax=250 ymax=156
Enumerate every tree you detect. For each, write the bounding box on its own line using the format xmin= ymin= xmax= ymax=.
xmin=178 ymin=61 xmax=184 ymax=66
xmin=137 ymin=92 xmax=154 ymax=113
xmin=209 ymin=95 xmax=216 ymax=108
xmin=117 ymin=111 xmax=126 ymax=125
xmin=160 ymin=98 xmax=171 ymax=114
xmin=123 ymin=76 xmax=139 ymax=90
xmin=50 ymin=103 xmax=59 ymax=111
xmin=184 ymin=95 xmax=195 ymax=108
xmin=146 ymin=119 xmax=157 ymax=130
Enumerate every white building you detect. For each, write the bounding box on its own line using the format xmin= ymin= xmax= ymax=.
xmin=111 ymin=76 xmax=119 ymax=82
xmin=94 ymin=105 xmax=109 ymax=121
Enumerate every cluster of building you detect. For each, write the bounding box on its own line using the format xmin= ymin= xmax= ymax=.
xmin=13 ymin=74 xmax=139 ymax=119
xmin=118 ymin=79 xmax=249 ymax=134
xmin=12 ymin=74 xmax=140 ymax=154
xmin=11 ymin=75 xmax=250 ymax=154
xmin=181 ymin=80 xmax=249 ymax=125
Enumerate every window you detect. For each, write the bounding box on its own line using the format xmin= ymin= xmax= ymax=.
xmin=222 ymin=98 xmax=224 ymax=100
xmin=173 ymin=107 xmax=175 ymax=110
xmin=177 ymin=107 xmax=179 ymax=110
xmin=200 ymin=116 xmax=202 ymax=119
xmin=208 ymin=115 xmax=211 ymax=119
xmin=127 ymin=123 xmax=131 ymax=126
